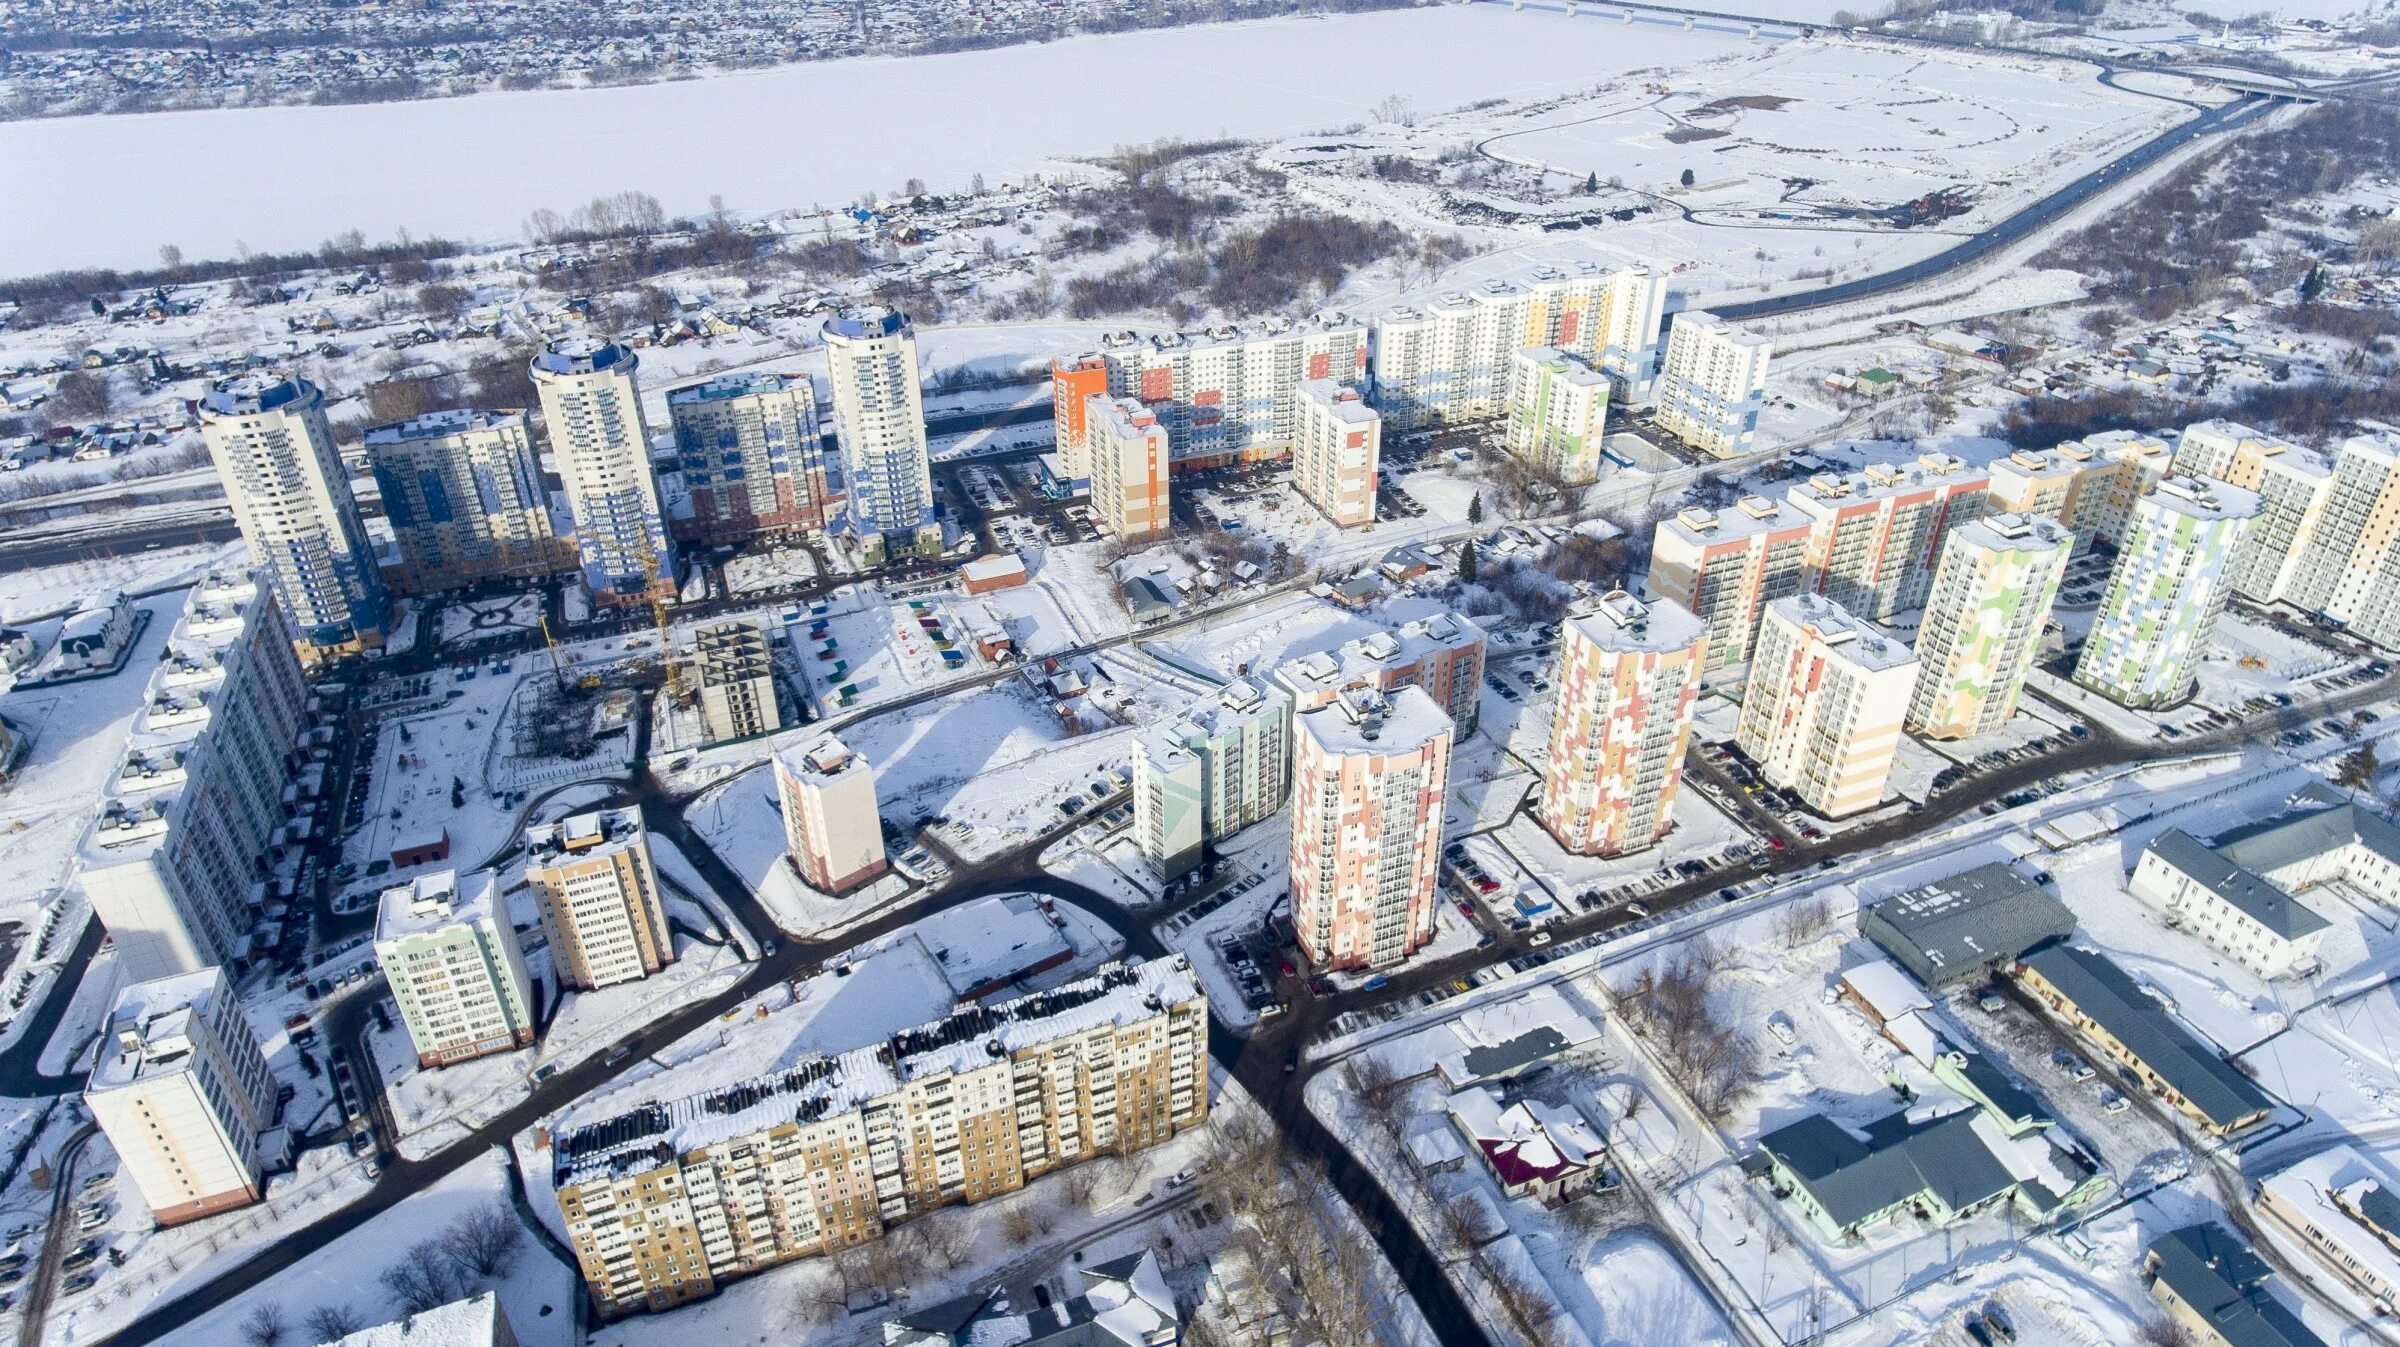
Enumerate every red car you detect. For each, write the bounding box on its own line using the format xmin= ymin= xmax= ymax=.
xmin=1767 ymin=836 xmax=1786 ymax=850
xmin=1279 ymin=959 xmax=1296 ymax=977
xmin=1458 ymin=900 xmax=1476 ymax=917
xmin=1474 ymin=876 xmax=1500 ymax=894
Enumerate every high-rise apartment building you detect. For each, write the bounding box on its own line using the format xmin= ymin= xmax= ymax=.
xmin=1078 ymin=316 xmax=1368 ymax=470
xmin=365 ymin=409 xmax=569 ymax=593
xmin=1652 ymin=311 xmax=1772 ymax=459
xmin=1986 ymin=433 xmax=2174 ymax=557
xmin=1274 ymin=611 xmax=1487 ymax=731
xmin=1787 ymin=453 xmax=1990 ymax=621
xmin=1048 ymin=355 xmax=1113 ymax=487
xmin=1504 ymin=346 xmax=1611 ymax=486
xmin=2075 ymin=476 xmax=2258 ymax=709
xmin=1737 ymin=595 xmax=1918 ymax=818
xmin=1368 ymin=265 xmax=1667 ymax=431
xmin=85 ymin=967 xmax=280 ymax=1227
xmin=1646 ymin=495 xmax=1813 ymax=671
xmin=1291 ymin=379 xmax=1382 ymax=528
xmin=2254 ymin=430 xmax=2400 ymax=650
xmin=374 ymin=869 xmax=536 ymax=1068
xmin=530 ymin=339 xmax=675 ymax=602
xmin=199 ymin=374 xmax=387 ymax=655
xmin=1289 ymin=686 xmax=1452 ymax=971
xmin=1907 ymin=513 xmax=2071 ymax=740
xmin=664 ymin=372 xmax=829 ymax=544
xmin=78 ymin=568 xmax=307 ymax=983
xmin=524 ymin=808 xmax=675 ymax=991
xmin=1084 ymin=395 xmax=1171 ymax=540
xmin=1133 ymin=679 xmax=1292 ymax=880
xmin=822 ymin=309 xmax=940 ymax=564
xmin=1536 ymin=591 xmax=1708 ymax=857
xmin=2169 ymin=420 xmax=2334 ymax=609
xmin=548 ymin=956 xmax=1208 ymax=1319
xmin=693 ymin=619 xmax=782 ymax=744
xmin=773 ymin=735 xmax=887 ymax=895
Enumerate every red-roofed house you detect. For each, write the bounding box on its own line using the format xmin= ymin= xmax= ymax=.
xmin=1446 ymin=1087 xmax=1606 ymax=1206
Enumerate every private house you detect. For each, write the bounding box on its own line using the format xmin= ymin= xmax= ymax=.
xmin=1446 ymin=1087 xmax=1606 ymax=1207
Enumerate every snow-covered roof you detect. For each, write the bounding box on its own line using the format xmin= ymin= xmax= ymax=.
xmin=374 ymin=868 xmax=504 ymax=944
xmin=1766 ymin=593 xmax=1916 ymax=673
xmin=1948 ymin=511 xmax=2070 ymax=557
xmin=665 ymin=369 xmax=793 ymax=405
xmin=1300 ymin=377 xmax=1377 ymax=423
xmin=1839 ymin=959 xmax=1932 ymax=1024
xmin=2142 ymin=474 xmax=2259 ymax=524
xmin=1564 ymin=589 xmax=1707 ymax=655
xmin=2261 ymin=1144 xmax=2400 ymax=1303
xmin=916 ymin=894 xmax=1071 ymax=998
xmin=328 ymin=1292 xmax=511 ymax=1347
xmin=550 ymin=956 xmax=1201 ymax=1190
xmin=1294 ymin=683 xmax=1450 ymax=757
xmin=1447 ymin=1087 xmax=1603 ymax=1187
xmin=362 ymin=408 xmax=524 ymax=445
xmin=89 ymin=966 xmax=231 ymax=1093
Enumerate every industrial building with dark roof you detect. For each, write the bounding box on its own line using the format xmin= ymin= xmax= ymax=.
xmin=1859 ymin=862 xmax=2075 ymax=988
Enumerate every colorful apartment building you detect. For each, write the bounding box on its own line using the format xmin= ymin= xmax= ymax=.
xmin=1503 ymin=346 xmax=1611 ymax=486
xmin=1646 ymin=494 xmax=1813 ymax=671
xmin=1133 ymin=679 xmax=1291 ymax=880
xmin=1274 ymin=611 xmax=1487 ymax=731
xmin=1290 ymin=379 xmax=1382 ymax=528
xmin=1736 ymin=594 xmax=1918 ymax=818
xmin=664 ymin=371 xmax=831 ymax=544
xmin=1070 ymin=315 xmax=1367 ymax=471
xmin=1289 ymin=685 xmax=1452 ymax=970
xmin=2074 ymin=476 xmax=2258 ymax=709
xmin=1652 ymin=311 xmax=1772 ymax=458
xmin=1368 ymin=264 xmax=1666 ymax=431
xmin=1786 ymin=453 xmax=1989 ymax=621
xmin=1907 ymin=513 xmax=2071 ymax=740
xmin=1537 ymin=591 xmax=1709 ymax=857
xmin=1084 ymin=395 xmax=1171 ymax=540
xmin=1048 ymin=354 xmax=1112 ymax=486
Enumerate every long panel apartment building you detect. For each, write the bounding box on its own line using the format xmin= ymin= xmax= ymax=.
xmin=1133 ymin=679 xmax=1291 ymax=881
xmin=1984 ymin=431 xmax=2175 ymax=557
xmin=1368 ymin=264 xmax=1666 ymax=431
xmin=547 ymin=956 xmax=1209 ymax=1318
xmin=365 ymin=409 xmax=569 ymax=593
xmin=664 ymin=371 xmax=830 ymax=544
xmin=1063 ymin=315 xmax=1367 ymax=471
xmin=2177 ymin=421 xmax=2400 ymax=650
xmin=78 ymin=568 xmax=308 ymax=983
xmin=1787 ymin=453 xmax=1989 ymax=622
xmin=1274 ymin=611 xmax=1486 ymax=731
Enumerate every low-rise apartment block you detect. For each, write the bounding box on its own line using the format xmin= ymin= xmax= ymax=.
xmin=1084 ymin=395 xmax=1170 ymax=540
xmin=693 ymin=619 xmax=782 ymax=744
xmin=2258 ymin=1144 xmax=2400 ymax=1316
xmin=1274 ymin=611 xmax=1486 ymax=731
xmin=1503 ymin=346 xmax=1610 ymax=485
xmin=1735 ymin=594 xmax=1917 ymax=818
xmin=2013 ymin=944 xmax=2274 ymax=1135
xmin=2074 ymin=475 xmax=2257 ymax=709
xmin=773 ymin=735 xmax=888 ymax=895
xmin=1646 ymin=495 xmax=1812 ymax=670
xmin=85 ymin=967 xmax=281 ymax=1227
xmin=547 ymin=956 xmax=1209 ymax=1318
xmin=78 ymin=568 xmax=308 ymax=983
xmin=374 ymin=869 xmax=537 ymax=1068
xmin=1537 ymin=591 xmax=1708 ymax=857
xmin=2128 ymin=781 xmax=2395 ymax=978
xmin=2144 ymin=1224 xmax=2328 ymax=1347
xmin=665 ymin=371 xmax=830 ymax=544
xmin=1289 ymin=685 xmax=1452 ymax=971
xmin=1291 ymin=379 xmax=1381 ymax=528
xmin=1133 ymin=679 xmax=1291 ymax=880
xmin=1906 ymin=513 xmax=2071 ymax=740
xmin=524 ymin=808 xmax=675 ymax=991
xmin=1652 ymin=311 xmax=1771 ymax=458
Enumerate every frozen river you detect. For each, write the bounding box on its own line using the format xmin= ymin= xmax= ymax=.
xmin=2 ymin=5 xmax=1758 ymax=273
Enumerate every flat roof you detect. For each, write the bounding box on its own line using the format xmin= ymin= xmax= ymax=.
xmin=1766 ymin=594 xmax=1916 ymax=672
xmin=1565 ymin=590 xmax=1708 ymax=656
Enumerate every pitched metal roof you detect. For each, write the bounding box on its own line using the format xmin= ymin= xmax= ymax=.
xmin=2215 ymin=781 xmax=2400 ymax=874
xmin=1756 ymin=1109 xmax=2017 ymax=1230
xmin=2148 ymin=1224 xmax=2327 ymax=1347
xmin=2018 ymin=945 xmax=2273 ymax=1129
xmin=2145 ymin=829 xmax=2331 ymax=939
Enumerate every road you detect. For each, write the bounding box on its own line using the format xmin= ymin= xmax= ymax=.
xmin=18 ymin=1124 xmax=99 ymax=1347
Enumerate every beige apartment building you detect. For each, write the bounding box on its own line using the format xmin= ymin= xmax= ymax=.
xmin=1537 ymin=591 xmax=1709 ymax=857
xmin=1985 ymin=433 xmax=2174 ymax=556
xmin=1084 ymin=395 xmax=1171 ymax=540
xmin=693 ymin=620 xmax=782 ymax=744
xmin=1786 ymin=453 xmax=1988 ymax=622
xmin=364 ymin=409 xmax=570 ymax=593
xmin=547 ymin=956 xmax=1209 ymax=1318
xmin=1736 ymin=595 xmax=1918 ymax=819
xmin=85 ymin=967 xmax=281 ymax=1227
xmin=1289 ymin=686 xmax=1452 ymax=970
xmin=773 ymin=734 xmax=887 ymax=895
xmin=524 ymin=808 xmax=675 ymax=991
xmin=1646 ymin=495 xmax=1813 ymax=671
xmin=1291 ymin=378 xmax=1382 ymax=528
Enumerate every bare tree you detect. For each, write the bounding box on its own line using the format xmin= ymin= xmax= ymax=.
xmin=379 ymin=1239 xmax=461 ymax=1314
xmin=240 ymin=1303 xmax=288 ymax=1347
xmin=303 ymin=1304 xmax=364 ymax=1342
xmin=446 ymin=1203 xmax=525 ymax=1280
xmin=1771 ymin=895 xmax=1835 ymax=950
xmin=46 ymin=369 xmax=112 ymax=422
xmin=1344 ymin=1055 xmax=1411 ymax=1150
xmin=2138 ymin=1317 xmax=2197 ymax=1347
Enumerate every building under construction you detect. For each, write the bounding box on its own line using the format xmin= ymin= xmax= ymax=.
xmin=693 ymin=619 xmax=783 ymax=744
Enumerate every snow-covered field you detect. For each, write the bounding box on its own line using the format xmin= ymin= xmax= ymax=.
xmin=7 ymin=6 xmax=1762 ymax=271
